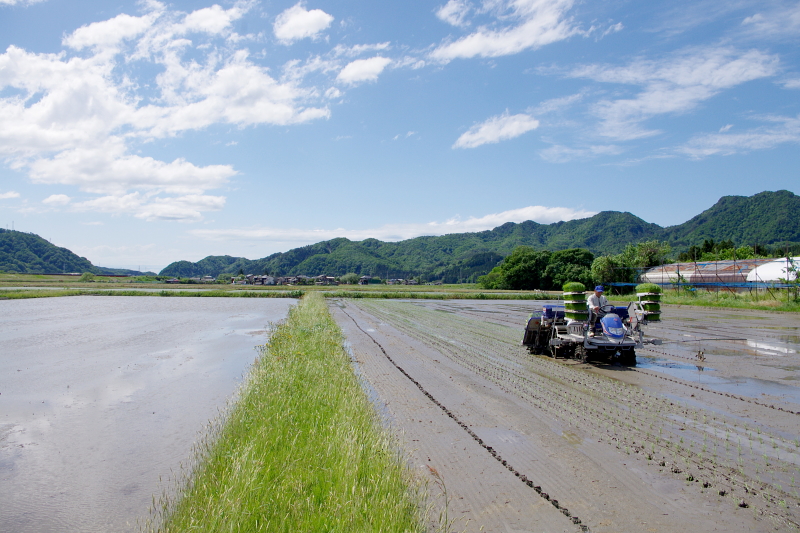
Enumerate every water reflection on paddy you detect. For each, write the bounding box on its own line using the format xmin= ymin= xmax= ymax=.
xmin=0 ymin=296 xmax=294 ymax=533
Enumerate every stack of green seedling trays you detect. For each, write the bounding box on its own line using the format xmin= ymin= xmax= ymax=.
xmin=636 ymin=283 xmax=662 ymax=322
xmin=562 ymin=282 xmax=587 ymax=321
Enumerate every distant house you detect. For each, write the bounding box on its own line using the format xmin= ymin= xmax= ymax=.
xmin=246 ymin=275 xmax=275 ymax=285
xmin=165 ymin=278 xmax=180 ymax=284
xmin=358 ymin=276 xmax=371 ymax=285
xmin=314 ymin=275 xmax=338 ymax=286
xmin=201 ymin=275 xmax=215 ymax=283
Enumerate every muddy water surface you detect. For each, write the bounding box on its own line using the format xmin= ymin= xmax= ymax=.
xmin=0 ymin=296 xmax=294 ymax=533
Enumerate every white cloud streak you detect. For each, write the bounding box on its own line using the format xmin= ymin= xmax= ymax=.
xmin=741 ymin=3 xmax=800 ymax=39
xmin=679 ymin=114 xmax=800 ymax=158
xmin=0 ymin=191 xmax=21 ymax=199
xmin=453 ymin=112 xmax=539 ymax=148
xmin=571 ymin=47 xmax=779 ymax=140
xmin=273 ymin=2 xmax=334 ymax=44
xmin=431 ymin=0 xmax=577 ymax=61
xmin=539 ymin=143 xmax=623 ymax=163
xmin=190 ymin=205 xmax=597 ymax=243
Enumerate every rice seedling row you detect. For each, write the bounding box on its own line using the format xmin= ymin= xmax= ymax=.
xmin=338 ymin=304 xmax=591 ymax=532
xmin=356 ymin=300 xmax=800 ymax=528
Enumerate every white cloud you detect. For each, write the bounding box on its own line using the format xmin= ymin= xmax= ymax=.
xmin=782 ymin=78 xmax=800 ymax=89
xmin=73 ymin=192 xmax=226 ymax=222
xmin=181 ymin=4 xmax=245 ymax=35
xmin=26 ymin=141 xmax=236 ymax=195
xmin=530 ymin=91 xmax=585 ymax=115
xmin=678 ymin=114 xmax=800 ymax=158
xmin=431 ymin=0 xmax=577 ymax=62
xmin=0 ymin=191 xmax=21 ymax=199
xmin=719 ymin=124 xmax=733 ymax=132
xmin=273 ymin=2 xmax=334 ymax=44
xmin=0 ymin=2 xmax=331 ymax=222
xmin=741 ymin=4 xmax=800 ymax=39
xmin=436 ymin=0 xmax=472 ymax=27
xmin=600 ymin=22 xmax=623 ymax=38
xmin=453 ymin=112 xmax=539 ymax=148
xmin=42 ymin=194 xmax=71 ymax=205
xmin=571 ymin=47 xmax=779 ymax=140
xmin=336 ymin=56 xmax=392 ymax=85
xmin=64 ymin=12 xmax=158 ymax=51
xmin=0 ymin=0 xmax=46 ymax=5
xmin=190 ymin=205 xmax=597 ymax=243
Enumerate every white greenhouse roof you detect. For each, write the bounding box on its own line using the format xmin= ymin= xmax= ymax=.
xmin=746 ymin=257 xmax=800 ymax=282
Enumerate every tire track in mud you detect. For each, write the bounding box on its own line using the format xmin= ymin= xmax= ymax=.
xmin=352 ymin=299 xmax=800 ymax=531
xmin=338 ymin=304 xmax=591 ymax=532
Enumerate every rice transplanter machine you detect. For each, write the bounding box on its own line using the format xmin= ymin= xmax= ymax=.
xmin=522 ymin=302 xmax=661 ymax=365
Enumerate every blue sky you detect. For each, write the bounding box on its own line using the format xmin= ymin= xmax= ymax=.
xmin=1 ymin=0 xmax=798 ymax=272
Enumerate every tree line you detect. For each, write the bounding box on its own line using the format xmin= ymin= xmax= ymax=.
xmin=477 ymin=240 xmax=673 ymax=291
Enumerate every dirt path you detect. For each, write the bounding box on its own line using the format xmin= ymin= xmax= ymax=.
xmin=331 ymin=299 xmax=800 ymax=533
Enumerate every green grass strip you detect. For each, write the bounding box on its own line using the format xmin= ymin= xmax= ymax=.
xmin=150 ymin=293 xmax=423 ymax=533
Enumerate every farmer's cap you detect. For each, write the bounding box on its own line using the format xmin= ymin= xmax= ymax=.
xmin=594 ymin=285 xmax=604 ymax=292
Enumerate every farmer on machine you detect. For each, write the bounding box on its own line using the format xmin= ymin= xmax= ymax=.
xmin=587 ymin=285 xmax=608 ymax=336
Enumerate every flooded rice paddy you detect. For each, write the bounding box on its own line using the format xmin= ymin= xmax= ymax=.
xmin=0 ymin=296 xmax=294 ymax=533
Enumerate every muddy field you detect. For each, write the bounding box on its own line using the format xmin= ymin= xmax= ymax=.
xmin=331 ymin=299 xmax=800 ymax=533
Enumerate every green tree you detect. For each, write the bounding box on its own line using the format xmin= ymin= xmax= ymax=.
xmin=619 ymin=240 xmax=672 ymax=269
xmin=543 ymin=248 xmax=594 ymax=289
xmin=339 ymin=272 xmax=360 ymax=284
xmin=79 ymin=272 xmax=95 ymax=282
xmin=500 ymin=247 xmax=552 ymax=290
xmin=476 ymin=266 xmax=504 ymax=289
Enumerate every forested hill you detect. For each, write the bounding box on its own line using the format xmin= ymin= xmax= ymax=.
xmin=0 ymin=229 xmax=95 ymax=274
xmin=662 ymin=190 xmax=800 ymax=247
xmin=160 ymin=190 xmax=800 ymax=281
xmin=0 ymin=229 xmax=149 ymax=275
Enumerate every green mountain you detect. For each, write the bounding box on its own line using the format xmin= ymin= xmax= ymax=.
xmin=661 ymin=190 xmax=800 ymax=248
xmin=0 ymin=229 xmax=96 ymax=274
xmin=161 ymin=190 xmax=800 ymax=282
xmin=0 ymin=229 xmax=152 ymax=275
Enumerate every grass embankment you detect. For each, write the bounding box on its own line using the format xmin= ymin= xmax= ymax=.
xmin=148 ymin=293 xmax=423 ymax=533
xmin=635 ymin=290 xmax=800 ymax=313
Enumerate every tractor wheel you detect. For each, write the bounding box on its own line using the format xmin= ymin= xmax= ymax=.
xmin=621 ymin=351 xmax=637 ymax=366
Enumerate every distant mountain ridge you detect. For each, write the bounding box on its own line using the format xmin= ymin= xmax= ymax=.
xmin=160 ymin=190 xmax=800 ymax=282
xmin=2 ymin=191 xmax=796 ymax=279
